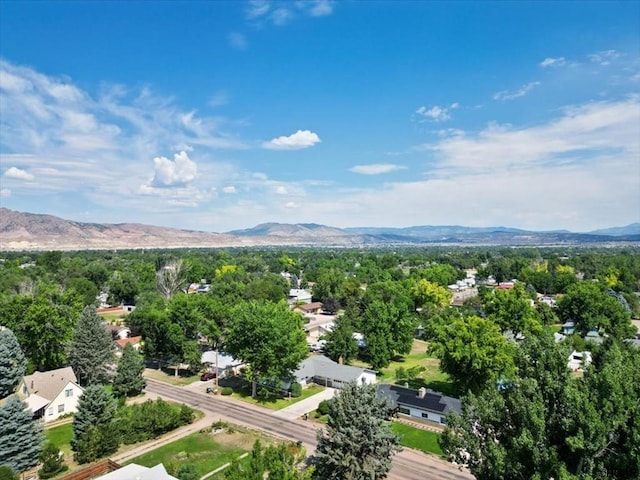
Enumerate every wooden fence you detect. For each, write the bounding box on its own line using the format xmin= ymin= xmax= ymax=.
xmin=57 ymin=459 xmax=121 ymax=480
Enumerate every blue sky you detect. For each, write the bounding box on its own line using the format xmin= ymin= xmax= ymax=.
xmin=1 ymin=0 xmax=639 ymax=232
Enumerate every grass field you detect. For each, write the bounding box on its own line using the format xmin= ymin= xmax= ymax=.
xmin=143 ymin=368 xmax=201 ymax=386
xmin=128 ymin=428 xmax=262 ymax=478
xmin=391 ymin=422 xmax=443 ymax=457
xmin=46 ymin=423 xmax=73 ymax=450
xmin=218 ymin=376 xmax=326 ymax=410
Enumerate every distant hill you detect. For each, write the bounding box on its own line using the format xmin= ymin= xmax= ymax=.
xmin=0 ymin=208 xmax=638 ymax=251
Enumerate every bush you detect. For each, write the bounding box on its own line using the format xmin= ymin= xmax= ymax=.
xmin=39 ymin=443 xmax=68 ymax=479
xmin=117 ymin=399 xmax=195 ymax=445
xmin=394 ymin=367 xmax=407 ymax=380
xmin=221 ymin=387 xmax=233 ymax=396
xmin=290 ymin=382 xmax=302 ymax=398
xmin=0 ymin=467 xmax=18 ymax=480
xmin=317 ymin=399 xmax=331 ymax=416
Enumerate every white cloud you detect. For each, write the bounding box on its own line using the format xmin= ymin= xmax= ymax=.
xmin=227 ymin=32 xmax=247 ymax=50
xmin=0 ymin=188 xmax=11 ymax=198
xmin=151 ymin=151 xmax=198 ymax=187
xmin=3 ymin=166 xmax=34 ymax=181
xmin=275 ymin=185 xmax=288 ymax=195
xmin=309 ymin=0 xmax=334 ymax=16
xmin=588 ymin=49 xmax=620 ymax=66
xmin=262 ymin=129 xmax=321 ymax=150
xmin=349 ymin=164 xmax=406 ymax=175
xmin=540 ymin=57 xmax=567 ymax=68
xmin=222 ymin=185 xmax=237 ymax=194
xmin=284 ymin=201 xmax=298 ymax=208
xmin=246 ymin=0 xmax=270 ymax=19
xmin=415 ymin=105 xmax=452 ymax=122
xmin=493 ymin=81 xmax=540 ymax=101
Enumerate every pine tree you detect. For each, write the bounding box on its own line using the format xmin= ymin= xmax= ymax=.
xmin=71 ymin=385 xmax=118 ymax=463
xmin=113 ymin=343 xmax=146 ymax=397
xmin=314 ymin=382 xmax=401 ymax=480
xmin=69 ymin=306 xmax=115 ymax=386
xmin=38 ymin=443 xmax=68 ymax=479
xmin=0 ymin=327 xmax=26 ymax=398
xmin=0 ymin=396 xmax=44 ymax=474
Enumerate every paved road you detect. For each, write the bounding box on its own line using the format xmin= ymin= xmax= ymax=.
xmin=146 ymin=379 xmax=474 ymax=480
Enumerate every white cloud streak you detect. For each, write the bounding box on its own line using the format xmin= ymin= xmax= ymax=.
xmin=349 ymin=164 xmax=406 ymax=175
xmin=262 ymin=129 xmax=321 ymax=150
xmin=4 ymin=166 xmax=34 ymax=181
xmin=493 ymin=81 xmax=540 ymax=100
xmin=415 ymin=103 xmax=458 ymax=122
xmin=540 ymin=57 xmax=567 ymax=68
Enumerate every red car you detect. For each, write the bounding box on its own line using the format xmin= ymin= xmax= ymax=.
xmin=200 ymin=372 xmax=217 ymax=381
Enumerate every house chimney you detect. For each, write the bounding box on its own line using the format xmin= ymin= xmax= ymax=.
xmin=338 ymin=356 xmax=343 ymax=365
xmin=404 ymin=382 xmax=409 ymax=389
xmin=418 ymin=387 xmax=426 ymax=399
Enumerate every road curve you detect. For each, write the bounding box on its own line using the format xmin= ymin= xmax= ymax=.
xmin=145 ymin=379 xmax=474 ymax=480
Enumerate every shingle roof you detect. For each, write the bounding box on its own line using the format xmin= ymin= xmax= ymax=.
xmin=378 ymin=384 xmax=461 ymax=415
xmin=115 ymin=336 xmax=142 ymax=349
xmin=22 ymin=367 xmax=79 ymax=401
xmin=294 ymin=355 xmax=376 ymax=384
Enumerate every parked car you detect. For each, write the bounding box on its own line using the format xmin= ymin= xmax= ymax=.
xmin=200 ymin=372 xmax=217 ymax=381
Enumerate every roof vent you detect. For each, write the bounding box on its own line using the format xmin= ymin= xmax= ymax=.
xmin=418 ymin=387 xmax=427 ymax=398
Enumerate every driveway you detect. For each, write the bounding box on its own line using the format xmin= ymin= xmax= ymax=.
xmin=272 ymin=387 xmax=337 ymax=420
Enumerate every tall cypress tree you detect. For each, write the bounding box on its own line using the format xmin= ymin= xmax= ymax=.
xmin=314 ymin=381 xmax=401 ymax=480
xmin=69 ymin=306 xmax=115 ymax=386
xmin=0 ymin=328 xmax=26 ymax=398
xmin=112 ymin=343 xmax=146 ymax=397
xmin=0 ymin=396 xmax=44 ymax=474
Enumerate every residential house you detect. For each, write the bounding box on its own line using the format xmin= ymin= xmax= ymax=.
xmin=292 ymin=355 xmax=377 ymax=389
xmin=115 ymin=336 xmax=143 ymax=356
xmin=18 ymin=367 xmax=84 ymax=422
xmin=201 ymin=350 xmax=244 ymax=378
xmin=378 ymin=384 xmax=461 ymax=425
xmin=561 ymin=321 xmax=576 ymax=336
xmin=95 ymin=463 xmax=178 ymax=480
xmin=288 ymin=288 xmax=313 ymax=305
xmin=294 ymin=302 xmax=324 ymax=315
xmin=105 ymin=324 xmax=131 ymax=340
xmin=567 ymin=350 xmax=592 ymax=372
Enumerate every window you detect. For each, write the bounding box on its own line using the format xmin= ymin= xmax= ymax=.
xmin=398 ymin=407 xmax=410 ymax=415
xmin=421 ymin=412 xmax=430 ymax=419
xmin=440 ymin=416 xmax=447 ymax=424
xmin=47 ymin=408 xmax=53 ymax=416
xmin=65 ymin=388 xmax=73 ymax=398
xmin=58 ymin=404 xmax=64 ymax=414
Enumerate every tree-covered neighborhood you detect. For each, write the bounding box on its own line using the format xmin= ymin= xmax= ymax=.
xmin=0 ymin=245 xmax=638 ymax=479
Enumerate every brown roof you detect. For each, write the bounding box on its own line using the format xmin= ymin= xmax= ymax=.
xmin=22 ymin=367 xmax=79 ymax=401
xmin=115 ymin=336 xmax=142 ymax=349
xmin=295 ymin=302 xmax=324 ymax=312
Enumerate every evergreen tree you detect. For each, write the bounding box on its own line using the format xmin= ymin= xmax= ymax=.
xmin=0 ymin=396 xmax=44 ymax=474
xmin=112 ymin=343 xmax=146 ymax=397
xmin=69 ymin=306 xmax=115 ymax=386
xmin=71 ymin=385 xmax=118 ymax=463
xmin=314 ymin=382 xmax=401 ymax=480
xmin=0 ymin=466 xmax=18 ymax=480
xmin=0 ymin=328 xmax=26 ymax=398
xmin=38 ymin=443 xmax=68 ymax=479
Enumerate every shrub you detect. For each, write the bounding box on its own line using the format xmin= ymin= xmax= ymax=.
xmin=317 ymin=399 xmax=331 ymax=416
xmin=39 ymin=443 xmax=68 ymax=479
xmin=395 ymin=367 xmax=407 ymax=380
xmin=0 ymin=467 xmax=18 ymax=480
xmin=221 ymin=387 xmax=233 ymax=396
xmin=290 ymin=382 xmax=302 ymax=398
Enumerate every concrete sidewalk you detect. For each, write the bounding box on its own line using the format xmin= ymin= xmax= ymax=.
xmin=272 ymin=387 xmax=336 ymax=420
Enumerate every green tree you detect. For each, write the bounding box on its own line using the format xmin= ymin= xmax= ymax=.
xmin=0 ymin=396 xmax=44 ymax=474
xmin=0 ymin=328 xmax=26 ymax=398
xmin=38 ymin=443 xmax=68 ymax=479
xmin=557 ymin=282 xmax=635 ymax=339
xmin=69 ymin=306 xmax=115 ymax=386
xmin=427 ymin=315 xmax=516 ymax=394
xmin=66 ymin=277 xmax=99 ymax=307
xmin=0 ymin=466 xmax=18 ymax=480
xmin=225 ymin=301 xmax=308 ymax=397
xmin=483 ymin=283 xmax=542 ymax=336
xmin=323 ymin=315 xmax=358 ymax=365
xmin=71 ymin=385 xmax=118 ymax=463
xmin=314 ymin=381 xmax=401 ymax=480
xmin=112 ymin=343 xmax=146 ymax=397
xmin=410 ymin=278 xmax=452 ymax=314
xmin=225 ymin=440 xmax=312 ymax=480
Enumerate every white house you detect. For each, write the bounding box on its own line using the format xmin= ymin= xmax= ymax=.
xmin=567 ymin=350 xmax=592 ymax=372
xmin=18 ymin=367 xmax=84 ymax=422
xmin=288 ymin=288 xmax=313 ymax=305
xmin=95 ymin=463 xmax=178 ymax=480
xmin=378 ymin=384 xmax=461 ymax=425
xmin=292 ymin=355 xmax=377 ymax=389
xmin=201 ymin=350 xmax=245 ymax=378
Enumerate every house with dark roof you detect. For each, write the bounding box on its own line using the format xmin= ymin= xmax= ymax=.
xmin=377 ymin=384 xmax=461 ymax=425
xmin=17 ymin=367 xmax=84 ymax=422
xmin=293 ymin=355 xmax=377 ymax=389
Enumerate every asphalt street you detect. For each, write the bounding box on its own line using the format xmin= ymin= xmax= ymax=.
xmin=145 ymin=379 xmax=474 ymax=480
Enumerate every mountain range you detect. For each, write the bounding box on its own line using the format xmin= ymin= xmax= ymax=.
xmin=0 ymin=208 xmax=638 ymax=251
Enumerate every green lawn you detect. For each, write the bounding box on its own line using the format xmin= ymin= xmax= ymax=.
xmin=46 ymin=423 xmax=73 ymax=449
xmin=143 ymin=368 xmax=201 ymax=386
xmin=127 ymin=430 xmax=249 ymax=478
xmin=391 ymin=422 xmax=443 ymax=457
xmin=218 ymin=376 xmax=325 ymax=410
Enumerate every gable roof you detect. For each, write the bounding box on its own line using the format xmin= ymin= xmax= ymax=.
xmin=22 ymin=367 xmax=79 ymax=401
xmin=115 ymin=336 xmax=142 ymax=349
xmin=294 ymin=302 xmax=324 ymax=312
xmin=378 ymin=384 xmax=461 ymax=415
xmin=294 ymin=355 xmax=376 ymax=384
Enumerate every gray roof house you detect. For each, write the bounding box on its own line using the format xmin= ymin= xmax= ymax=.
xmin=293 ymin=355 xmax=377 ymax=389
xmin=378 ymin=384 xmax=461 ymax=425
